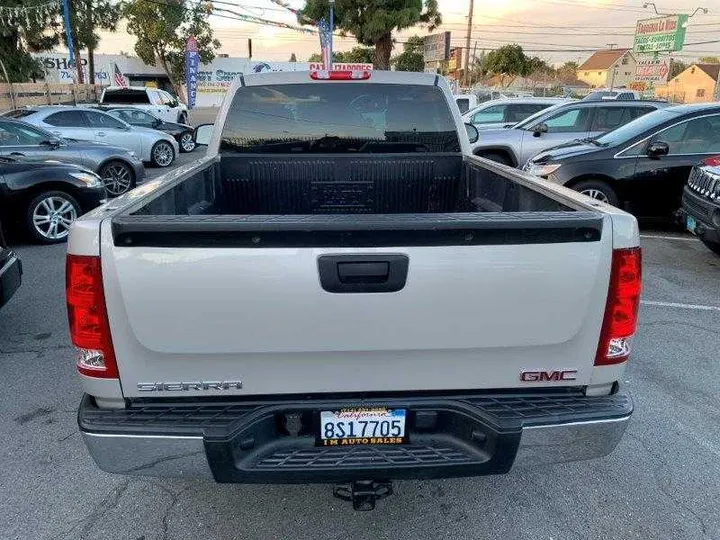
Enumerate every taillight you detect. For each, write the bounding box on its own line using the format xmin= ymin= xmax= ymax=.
xmin=309 ymin=70 xmax=371 ymax=80
xmin=66 ymin=254 xmax=118 ymax=378
xmin=701 ymin=155 xmax=720 ymax=167
xmin=595 ymin=248 xmax=642 ymax=366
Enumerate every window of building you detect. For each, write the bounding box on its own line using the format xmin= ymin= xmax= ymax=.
xmin=691 ymin=67 xmax=696 ymax=74
xmin=584 ymin=71 xmax=589 ymax=76
xmin=622 ymin=57 xmax=629 ymax=65
xmin=697 ymin=89 xmax=706 ymax=98
xmin=598 ymin=71 xmax=602 ymax=75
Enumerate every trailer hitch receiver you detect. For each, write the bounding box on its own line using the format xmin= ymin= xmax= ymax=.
xmin=333 ymin=480 xmax=393 ymax=511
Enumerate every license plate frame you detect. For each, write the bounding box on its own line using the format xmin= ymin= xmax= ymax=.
xmin=687 ymin=215 xmax=697 ymax=234
xmin=317 ymin=407 xmax=408 ymax=447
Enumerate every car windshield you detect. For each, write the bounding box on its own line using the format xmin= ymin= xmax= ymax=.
xmin=594 ymin=108 xmax=679 ymax=147
xmin=220 ymin=83 xmax=460 ymax=154
xmin=513 ymin=103 xmax=566 ymax=129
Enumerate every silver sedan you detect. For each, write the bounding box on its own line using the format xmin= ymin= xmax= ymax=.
xmin=7 ymin=106 xmax=179 ymax=169
xmin=0 ymin=117 xmax=146 ymax=197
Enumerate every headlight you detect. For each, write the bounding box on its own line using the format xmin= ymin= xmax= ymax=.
xmin=70 ymin=171 xmax=103 ymax=187
xmin=528 ymin=163 xmax=562 ymax=177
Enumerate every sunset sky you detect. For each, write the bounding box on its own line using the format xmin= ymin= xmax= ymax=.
xmin=96 ymin=0 xmax=719 ymax=65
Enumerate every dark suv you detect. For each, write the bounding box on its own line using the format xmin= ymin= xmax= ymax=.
xmin=683 ymin=156 xmax=720 ymax=255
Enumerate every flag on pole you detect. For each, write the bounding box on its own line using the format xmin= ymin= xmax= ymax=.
xmin=113 ymin=64 xmax=127 ymax=87
xmin=318 ymin=18 xmax=332 ymax=69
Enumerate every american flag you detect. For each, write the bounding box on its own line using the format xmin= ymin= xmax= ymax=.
xmin=317 ymin=18 xmax=332 ymax=69
xmin=113 ymin=64 xmax=127 ymax=87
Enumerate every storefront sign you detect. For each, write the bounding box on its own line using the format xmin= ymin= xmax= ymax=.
xmin=633 ymin=14 xmax=688 ymax=53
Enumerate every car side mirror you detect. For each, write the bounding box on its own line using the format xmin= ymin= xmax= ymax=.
xmin=464 ymin=123 xmax=479 ymax=144
xmin=194 ymin=123 xmax=214 ymax=146
xmin=41 ymin=137 xmax=62 ymax=148
xmin=647 ymin=141 xmax=669 ymax=158
xmin=153 ymin=118 xmax=162 ymax=128
xmin=533 ymin=122 xmax=548 ymax=137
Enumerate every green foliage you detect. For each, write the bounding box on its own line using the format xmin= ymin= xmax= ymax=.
xmin=0 ymin=0 xmax=60 ymax=82
xmin=123 ymin=0 xmax=220 ymax=93
xmin=69 ymin=0 xmax=120 ymax=51
xmin=308 ymin=47 xmax=373 ymax=64
xmin=298 ymin=0 xmax=441 ymax=69
xmin=392 ymin=36 xmax=425 ymax=72
xmin=482 ymin=44 xmax=532 ymax=87
xmin=289 ymin=52 xmax=298 ymax=62
xmin=670 ymin=60 xmax=687 ymax=78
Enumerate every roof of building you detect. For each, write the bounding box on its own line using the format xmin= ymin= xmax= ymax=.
xmin=578 ymin=49 xmax=631 ymax=71
xmin=695 ymin=63 xmax=720 ymax=81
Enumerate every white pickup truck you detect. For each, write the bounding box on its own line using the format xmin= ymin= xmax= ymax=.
xmin=68 ymin=70 xmax=641 ymax=510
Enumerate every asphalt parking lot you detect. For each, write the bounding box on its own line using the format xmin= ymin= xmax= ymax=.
xmin=1 ymin=227 xmax=719 ymax=540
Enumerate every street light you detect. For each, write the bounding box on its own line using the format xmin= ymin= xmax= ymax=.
xmin=642 ymin=3 xmax=709 ymax=17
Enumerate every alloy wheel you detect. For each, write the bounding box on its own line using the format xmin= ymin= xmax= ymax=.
xmin=180 ymin=132 xmax=196 ymax=152
xmin=102 ymin=163 xmax=133 ymax=196
xmin=32 ymin=196 xmax=77 ymax=241
xmin=153 ymin=142 xmax=174 ymax=167
xmin=580 ymin=188 xmax=610 ymax=203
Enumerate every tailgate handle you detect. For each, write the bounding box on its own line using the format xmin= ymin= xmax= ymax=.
xmin=318 ymin=255 xmax=409 ymax=293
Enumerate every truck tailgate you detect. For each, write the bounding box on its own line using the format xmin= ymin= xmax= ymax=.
xmin=100 ymin=213 xmax=612 ymax=397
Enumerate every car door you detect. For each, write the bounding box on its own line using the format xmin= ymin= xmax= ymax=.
xmin=503 ymin=103 xmax=552 ymax=127
xmin=42 ymin=110 xmax=95 ymax=141
xmin=83 ymin=110 xmax=142 ymax=155
xmin=587 ymin=105 xmax=656 ymax=138
xmin=626 ymin=113 xmax=720 ymax=216
xmin=0 ymin=121 xmax=57 ymax=161
xmin=518 ymin=105 xmax=593 ymax=164
xmin=149 ymin=90 xmax=174 ymax=122
xmin=108 ymin=108 xmax=158 ymax=129
xmin=470 ymin=104 xmax=507 ymax=128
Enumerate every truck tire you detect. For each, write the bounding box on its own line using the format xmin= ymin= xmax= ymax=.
xmin=25 ymin=190 xmax=80 ymax=244
xmin=571 ymin=179 xmax=619 ymax=207
xmin=477 ymin=152 xmax=511 ymax=166
xmin=702 ymin=239 xmax=720 ymax=256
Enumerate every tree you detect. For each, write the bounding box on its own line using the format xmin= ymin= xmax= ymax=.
xmin=337 ymin=46 xmax=374 ymax=63
xmin=0 ymin=0 xmax=60 ymax=82
xmin=482 ymin=44 xmax=532 ymax=88
xmin=123 ymin=0 xmax=220 ymax=97
xmin=555 ymin=60 xmax=579 ymax=84
xmin=71 ymin=0 xmax=121 ymax=83
xmin=699 ymin=56 xmax=719 ymax=64
xmin=289 ymin=52 xmax=298 ymax=62
xmin=392 ymin=36 xmax=424 ymax=72
xmin=298 ymin=0 xmax=441 ymax=70
xmin=670 ymin=59 xmax=687 ymax=78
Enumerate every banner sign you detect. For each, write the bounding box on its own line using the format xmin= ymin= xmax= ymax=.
xmin=308 ymin=62 xmax=373 ymax=71
xmin=185 ymin=37 xmax=200 ymax=109
xmin=633 ymin=14 xmax=688 ymax=53
xmin=423 ymin=32 xmax=451 ymax=63
xmin=633 ymin=57 xmax=670 ymax=83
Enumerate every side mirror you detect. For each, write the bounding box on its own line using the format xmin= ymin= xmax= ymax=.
xmin=41 ymin=137 xmax=62 ymax=148
xmin=464 ymin=123 xmax=479 ymax=144
xmin=153 ymin=118 xmax=163 ymax=128
xmin=194 ymin=123 xmax=214 ymax=146
xmin=647 ymin=141 xmax=669 ymax=158
xmin=533 ymin=122 xmax=548 ymax=137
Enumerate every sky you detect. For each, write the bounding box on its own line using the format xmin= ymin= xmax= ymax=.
xmin=95 ymin=0 xmax=720 ymax=65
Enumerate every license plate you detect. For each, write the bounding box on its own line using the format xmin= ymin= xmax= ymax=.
xmin=318 ymin=408 xmax=407 ymax=446
xmin=687 ymin=215 xmax=697 ymax=234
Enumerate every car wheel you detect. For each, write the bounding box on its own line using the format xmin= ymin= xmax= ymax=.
xmin=571 ymin=179 xmax=619 ymax=207
xmin=99 ymin=160 xmax=135 ymax=197
xmin=25 ymin=190 xmax=80 ymax=244
xmin=701 ymin=239 xmax=720 ymax=256
xmin=477 ymin=152 xmax=511 ymax=166
xmin=179 ymin=131 xmax=196 ymax=153
xmin=151 ymin=140 xmax=175 ymax=167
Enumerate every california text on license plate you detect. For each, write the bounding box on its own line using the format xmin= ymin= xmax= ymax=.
xmin=318 ymin=408 xmax=407 ymax=446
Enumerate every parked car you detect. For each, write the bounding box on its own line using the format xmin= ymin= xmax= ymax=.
xmin=682 ymin=156 xmax=720 ymax=255
xmin=100 ymin=86 xmax=188 ymax=124
xmin=0 ymin=222 xmax=22 ymax=309
xmin=583 ymin=89 xmax=643 ymax=101
xmin=524 ymin=103 xmax=720 ymax=218
xmin=71 ymin=70 xmax=639 ymax=509
xmin=454 ymin=93 xmax=478 ymax=113
xmin=8 ymin=106 xmax=179 ymax=168
xmin=0 ymin=156 xmax=106 ymax=243
xmin=462 ymin=97 xmax=571 ymax=130
xmin=101 ymin=107 xmax=196 ymax=153
xmin=470 ymin=100 xmax=667 ymax=166
xmin=0 ymin=117 xmax=146 ymax=197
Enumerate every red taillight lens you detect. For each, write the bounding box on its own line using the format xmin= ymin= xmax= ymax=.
xmin=702 ymin=155 xmax=720 ymax=167
xmin=309 ymin=70 xmax=371 ymax=80
xmin=66 ymin=254 xmax=118 ymax=378
xmin=595 ymin=248 xmax=642 ymax=366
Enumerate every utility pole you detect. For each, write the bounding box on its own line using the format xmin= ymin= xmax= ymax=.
xmin=463 ymin=0 xmax=474 ymax=88
xmin=468 ymin=41 xmax=478 ymax=88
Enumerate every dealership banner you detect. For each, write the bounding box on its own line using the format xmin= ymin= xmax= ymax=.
xmin=185 ymin=37 xmax=200 ymax=109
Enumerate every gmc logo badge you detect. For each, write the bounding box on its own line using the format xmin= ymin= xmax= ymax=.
xmin=520 ymin=370 xmax=578 ymax=382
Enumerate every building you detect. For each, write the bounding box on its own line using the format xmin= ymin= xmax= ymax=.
xmin=577 ymin=48 xmax=637 ymax=89
xmin=655 ymin=63 xmax=720 ymax=104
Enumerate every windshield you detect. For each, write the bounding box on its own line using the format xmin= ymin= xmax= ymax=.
xmin=594 ymin=108 xmax=678 ymax=147
xmin=220 ymin=83 xmax=460 ymax=154
xmin=513 ymin=103 xmax=566 ymax=129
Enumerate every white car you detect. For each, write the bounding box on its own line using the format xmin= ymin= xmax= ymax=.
xmin=16 ymin=106 xmax=179 ymax=167
xmin=100 ymin=86 xmax=188 ymax=124
xmin=462 ymin=97 xmax=572 ymax=130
